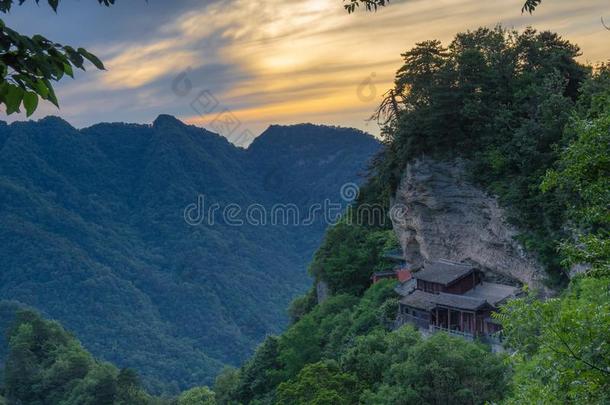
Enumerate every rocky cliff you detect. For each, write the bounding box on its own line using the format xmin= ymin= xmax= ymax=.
xmin=391 ymin=158 xmax=550 ymax=295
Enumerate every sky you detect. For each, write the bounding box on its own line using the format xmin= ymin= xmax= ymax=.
xmin=2 ymin=0 xmax=609 ymax=143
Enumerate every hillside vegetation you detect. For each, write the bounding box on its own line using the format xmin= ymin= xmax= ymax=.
xmin=0 ymin=117 xmax=379 ymax=393
xmin=207 ymin=27 xmax=609 ymax=404
xmin=0 ymin=26 xmax=607 ymax=404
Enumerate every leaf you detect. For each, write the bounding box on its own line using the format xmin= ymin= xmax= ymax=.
xmin=5 ymin=85 xmax=23 ymax=114
xmin=63 ymin=62 xmax=74 ymax=78
xmin=23 ymin=91 xmax=38 ymax=117
xmin=78 ymin=48 xmax=105 ymax=70
xmin=34 ymin=79 xmax=49 ymax=98
xmin=42 ymin=79 xmax=59 ymax=107
xmin=48 ymin=0 xmax=59 ymax=12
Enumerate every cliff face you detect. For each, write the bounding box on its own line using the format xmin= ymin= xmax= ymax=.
xmin=391 ymin=158 xmax=550 ymax=295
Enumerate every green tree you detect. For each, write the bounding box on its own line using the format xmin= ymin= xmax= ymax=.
xmin=542 ymin=67 xmax=610 ymax=277
xmin=213 ymin=367 xmax=240 ymax=405
xmin=275 ymin=361 xmax=360 ymax=405
xmin=287 ymin=288 xmax=317 ymax=324
xmin=309 ymin=213 xmax=398 ymax=295
xmin=3 ymin=309 xmax=152 ymax=405
xmin=370 ymin=26 xmax=588 ymax=283
xmin=234 ymin=336 xmax=284 ymax=404
xmin=0 ymin=0 xmax=113 ymax=115
xmin=116 ymin=368 xmax=152 ymax=405
xmin=339 ymin=325 xmax=421 ymax=390
xmin=177 ymin=386 xmax=216 ymax=405
xmin=497 ymin=277 xmax=610 ymax=404
xmin=362 ymin=332 xmax=508 ymax=405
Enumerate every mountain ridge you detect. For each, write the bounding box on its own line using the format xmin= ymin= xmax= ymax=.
xmin=0 ymin=115 xmax=380 ymax=393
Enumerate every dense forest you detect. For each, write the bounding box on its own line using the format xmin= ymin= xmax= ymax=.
xmin=0 ymin=26 xmax=608 ymax=404
xmin=0 ymin=118 xmax=379 ymax=393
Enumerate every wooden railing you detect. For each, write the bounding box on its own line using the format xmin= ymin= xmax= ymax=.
xmin=430 ymin=325 xmax=475 ymax=341
xmin=395 ymin=316 xmax=504 ymax=346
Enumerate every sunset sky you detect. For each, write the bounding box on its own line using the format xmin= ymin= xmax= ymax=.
xmin=2 ymin=0 xmax=609 ymax=141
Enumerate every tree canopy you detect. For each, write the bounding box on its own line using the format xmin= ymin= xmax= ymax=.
xmin=3 ymin=309 xmax=153 ymax=405
xmin=370 ymin=26 xmax=589 ymax=283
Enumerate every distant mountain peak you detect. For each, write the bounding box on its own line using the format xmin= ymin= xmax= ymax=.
xmin=21 ymin=116 xmax=75 ymax=133
xmin=249 ymin=122 xmax=378 ymax=153
xmin=152 ymin=114 xmax=185 ymax=129
xmin=0 ymin=116 xmax=380 ymax=393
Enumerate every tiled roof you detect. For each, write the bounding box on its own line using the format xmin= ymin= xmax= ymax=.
xmin=464 ymin=282 xmax=519 ymax=306
xmin=399 ymin=290 xmax=437 ymax=311
xmin=433 ymin=293 xmax=490 ymax=311
xmin=394 ymin=279 xmax=416 ymax=297
xmin=400 ymin=289 xmax=495 ymax=312
xmin=414 ymin=260 xmax=476 ymax=286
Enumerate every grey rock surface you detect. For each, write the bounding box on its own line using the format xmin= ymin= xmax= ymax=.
xmin=391 ymin=158 xmax=550 ymax=296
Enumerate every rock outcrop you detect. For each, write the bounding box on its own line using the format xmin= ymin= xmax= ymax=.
xmin=391 ymin=158 xmax=550 ymax=296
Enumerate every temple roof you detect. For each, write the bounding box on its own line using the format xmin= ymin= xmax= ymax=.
xmin=433 ymin=293 xmax=491 ymax=311
xmin=414 ymin=260 xmax=476 ymax=286
xmin=394 ymin=279 xmax=416 ymax=297
xmin=399 ymin=290 xmax=437 ymax=311
xmin=464 ymin=282 xmax=519 ymax=306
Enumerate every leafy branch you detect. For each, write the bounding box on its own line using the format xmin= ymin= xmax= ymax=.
xmin=0 ymin=0 xmax=114 ymax=116
xmin=344 ymin=0 xmax=389 ymax=13
xmin=521 ymin=0 xmax=543 ymax=14
xmin=345 ymin=0 xmax=545 ymax=14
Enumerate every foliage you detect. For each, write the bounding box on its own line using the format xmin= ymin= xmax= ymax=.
xmin=309 ymin=211 xmax=399 ymax=295
xmin=213 ymin=367 xmax=241 ymax=405
xmin=220 ymin=267 xmax=510 ymax=404
xmin=542 ymin=66 xmax=610 ymax=277
xmin=287 ymin=288 xmax=317 ymax=324
xmin=0 ymin=1 xmax=113 ymax=115
xmin=370 ymin=26 xmax=590 ymax=283
xmin=494 ymin=69 xmax=610 ymax=404
xmin=233 ymin=336 xmax=284 ymax=404
xmin=0 ymin=118 xmax=379 ymax=393
xmin=344 ymin=0 xmax=543 ymax=14
xmin=361 ymin=332 xmax=508 ymax=405
xmin=177 ymin=386 xmax=216 ymax=405
xmin=3 ymin=309 xmax=154 ymax=405
xmin=214 ymin=25 xmax=607 ymax=405
xmin=344 ymin=0 xmax=388 ymax=13
xmin=521 ymin=0 xmax=543 ymax=13
xmin=275 ymin=361 xmax=360 ymax=405
xmin=497 ymin=277 xmax=610 ymax=404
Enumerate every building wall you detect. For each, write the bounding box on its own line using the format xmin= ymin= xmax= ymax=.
xmin=417 ymin=279 xmax=443 ymax=293
xmin=416 ymin=270 xmax=482 ymax=295
xmin=445 ymin=271 xmax=482 ymax=294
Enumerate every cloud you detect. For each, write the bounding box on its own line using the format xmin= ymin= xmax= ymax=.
xmin=1 ymin=0 xmax=608 ymax=135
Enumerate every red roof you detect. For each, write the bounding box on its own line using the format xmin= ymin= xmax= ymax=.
xmin=396 ymin=268 xmax=412 ymax=283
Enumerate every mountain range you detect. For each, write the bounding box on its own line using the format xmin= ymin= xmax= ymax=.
xmin=0 ymin=115 xmax=380 ymax=393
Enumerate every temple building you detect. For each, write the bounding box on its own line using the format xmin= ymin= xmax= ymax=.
xmin=395 ymin=259 xmax=519 ymax=343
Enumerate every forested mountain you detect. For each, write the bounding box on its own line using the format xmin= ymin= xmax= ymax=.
xmin=210 ymin=27 xmax=609 ymax=405
xmin=0 ymin=24 xmax=608 ymax=405
xmin=0 ymin=115 xmax=380 ymax=393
